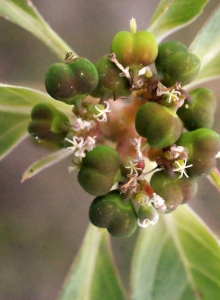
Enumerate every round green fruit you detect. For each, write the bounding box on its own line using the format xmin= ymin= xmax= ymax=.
xmin=78 ymin=145 xmax=121 ymax=196
xmin=45 ymin=57 xmax=98 ymax=105
xmin=91 ymin=55 xmax=131 ymax=100
xmin=155 ymin=41 xmax=201 ymax=87
xmin=177 ymin=128 xmax=220 ymax=176
xmin=135 ymin=102 xmax=183 ymax=149
xmin=28 ymin=102 xmax=69 ymax=142
xmin=150 ymin=170 xmax=198 ymax=213
xmin=89 ymin=190 xmax=137 ymax=238
xmin=110 ymin=30 xmax=158 ymax=71
xmin=177 ymin=88 xmax=216 ymax=130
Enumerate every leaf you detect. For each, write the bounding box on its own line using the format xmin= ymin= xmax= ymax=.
xmin=58 ymin=224 xmax=126 ymax=300
xmin=21 ymin=148 xmax=71 ymax=182
xmin=0 ymin=0 xmax=76 ymax=60
xmin=0 ymin=84 xmax=71 ymax=160
xmin=148 ymin=0 xmax=209 ymax=43
xmin=131 ymin=205 xmax=220 ymax=300
xmin=187 ymin=5 xmax=220 ymax=88
xmin=208 ymin=168 xmax=220 ymax=193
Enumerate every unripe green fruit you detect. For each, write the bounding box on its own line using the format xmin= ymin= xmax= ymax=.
xmin=177 ymin=128 xmax=220 ymax=176
xmin=110 ymin=30 xmax=158 ymax=70
xmin=137 ymin=204 xmax=158 ymax=222
xmin=91 ymin=55 xmax=131 ymax=100
xmin=89 ymin=190 xmax=137 ymax=238
xmin=177 ymin=88 xmax=216 ymax=130
xmin=155 ymin=40 xmax=201 ymax=87
xmin=78 ymin=145 xmax=121 ymax=196
xmin=45 ymin=57 xmax=98 ymax=105
xmin=135 ymin=102 xmax=183 ymax=149
xmin=150 ymin=170 xmax=198 ymax=213
xmin=28 ymin=102 xmax=69 ymax=142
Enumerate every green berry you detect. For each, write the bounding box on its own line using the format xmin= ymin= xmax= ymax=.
xmin=150 ymin=170 xmax=198 ymax=213
xmin=45 ymin=57 xmax=98 ymax=105
xmin=91 ymin=55 xmax=131 ymax=100
xmin=177 ymin=88 xmax=216 ymax=130
xmin=177 ymin=128 xmax=220 ymax=176
xmin=155 ymin=40 xmax=201 ymax=87
xmin=135 ymin=102 xmax=183 ymax=148
xmin=78 ymin=145 xmax=121 ymax=196
xmin=137 ymin=204 xmax=158 ymax=225
xmin=28 ymin=102 xmax=69 ymax=142
xmin=89 ymin=190 xmax=137 ymax=238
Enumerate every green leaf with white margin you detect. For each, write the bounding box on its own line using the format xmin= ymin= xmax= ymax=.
xmin=0 ymin=84 xmax=72 ymax=160
xmin=187 ymin=5 xmax=220 ymax=88
xmin=0 ymin=0 xmax=76 ymax=60
xmin=131 ymin=205 xmax=220 ymax=300
xmin=148 ymin=0 xmax=209 ymax=43
xmin=58 ymin=224 xmax=126 ymax=300
xmin=21 ymin=148 xmax=72 ymax=182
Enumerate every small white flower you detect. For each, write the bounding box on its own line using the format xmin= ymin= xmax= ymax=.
xmin=173 ymin=158 xmax=193 ymax=178
xmin=150 ymin=193 xmax=167 ymax=213
xmin=162 ymin=89 xmax=181 ymax=103
xmin=65 ymin=136 xmax=96 ymax=158
xmin=125 ymin=160 xmax=142 ymax=175
xmin=65 ymin=136 xmax=84 ymax=152
xmin=93 ymin=101 xmax=111 ymax=122
xmin=137 ymin=213 xmax=159 ymax=228
xmin=73 ymin=118 xmax=93 ymax=132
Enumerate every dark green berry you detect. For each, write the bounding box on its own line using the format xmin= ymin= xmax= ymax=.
xmin=45 ymin=57 xmax=98 ymax=105
xmin=155 ymin=40 xmax=201 ymax=87
xmin=89 ymin=190 xmax=137 ymax=238
xmin=177 ymin=88 xmax=216 ymax=130
xmin=91 ymin=55 xmax=131 ymax=100
xmin=135 ymin=102 xmax=183 ymax=149
xmin=177 ymin=128 xmax=220 ymax=176
xmin=150 ymin=170 xmax=198 ymax=213
xmin=28 ymin=102 xmax=69 ymax=142
xmin=78 ymin=145 xmax=121 ymax=196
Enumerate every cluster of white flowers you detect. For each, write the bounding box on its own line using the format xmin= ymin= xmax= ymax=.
xmin=65 ymin=135 xmax=96 ymax=157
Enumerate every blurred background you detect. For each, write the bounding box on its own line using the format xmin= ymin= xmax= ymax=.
xmin=0 ymin=0 xmax=220 ymax=299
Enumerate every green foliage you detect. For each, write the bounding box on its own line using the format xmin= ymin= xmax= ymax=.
xmin=148 ymin=0 xmax=209 ymax=42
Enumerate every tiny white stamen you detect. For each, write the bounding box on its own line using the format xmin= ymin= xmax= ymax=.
xmin=173 ymin=158 xmax=193 ymax=178
xmin=137 ymin=214 xmax=159 ymax=228
xmin=125 ymin=160 xmax=142 ymax=175
xmin=93 ymin=101 xmax=111 ymax=122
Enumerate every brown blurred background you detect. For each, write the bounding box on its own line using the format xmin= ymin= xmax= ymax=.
xmin=0 ymin=1 xmax=220 ymax=299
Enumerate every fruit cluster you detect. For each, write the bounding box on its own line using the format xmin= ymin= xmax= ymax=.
xmin=28 ymin=19 xmax=220 ymax=238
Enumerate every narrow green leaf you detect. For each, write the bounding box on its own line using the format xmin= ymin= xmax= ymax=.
xmin=148 ymin=0 xmax=209 ymax=43
xmin=208 ymin=168 xmax=220 ymax=193
xmin=0 ymin=0 xmax=76 ymax=60
xmin=131 ymin=205 xmax=220 ymax=300
xmin=21 ymin=148 xmax=71 ymax=182
xmin=187 ymin=6 xmax=220 ymax=88
xmin=58 ymin=224 xmax=126 ymax=300
xmin=0 ymin=84 xmax=71 ymax=160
